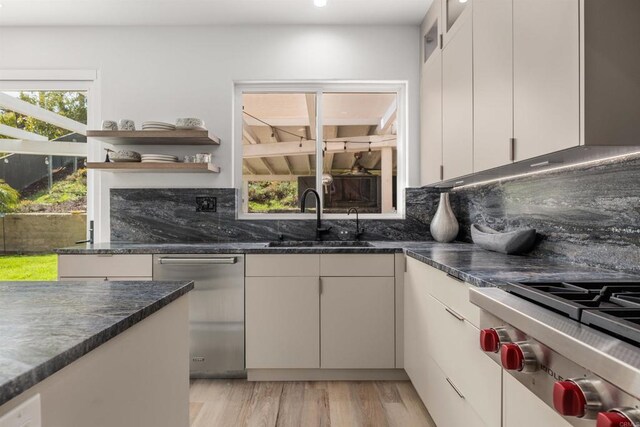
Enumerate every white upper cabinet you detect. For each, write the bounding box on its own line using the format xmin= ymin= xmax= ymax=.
xmin=513 ymin=0 xmax=580 ymax=160
xmin=443 ymin=0 xmax=472 ymax=47
xmin=473 ymin=0 xmax=514 ymax=171
xmin=442 ymin=7 xmax=474 ymax=180
xmin=420 ymin=3 xmax=444 ymax=186
xmin=419 ymin=0 xmax=640 ymax=184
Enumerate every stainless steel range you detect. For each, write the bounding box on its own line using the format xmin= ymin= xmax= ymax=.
xmin=470 ymin=281 xmax=640 ymax=427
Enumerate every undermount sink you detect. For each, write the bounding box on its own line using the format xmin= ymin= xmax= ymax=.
xmin=266 ymin=241 xmax=373 ymax=248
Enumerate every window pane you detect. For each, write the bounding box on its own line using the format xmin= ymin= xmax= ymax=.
xmin=321 ymin=92 xmax=398 ymax=214
xmin=0 ymin=90 xmax=87 ymax=213
xmin=242 ymin=92 xmax=317 ymax=214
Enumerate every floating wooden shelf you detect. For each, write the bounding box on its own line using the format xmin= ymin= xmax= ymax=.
xmin=87 ymin=162 xmax=221 ymax=173
xmin=86 ymin=129 xmax=221 ymax=145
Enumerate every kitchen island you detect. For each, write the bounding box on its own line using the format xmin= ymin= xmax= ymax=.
xmin=0 ymin=280 xmax=193 ymax=427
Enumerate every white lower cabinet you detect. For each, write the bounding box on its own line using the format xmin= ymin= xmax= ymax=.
xmin=320 ymin=277 xmax=395 ymax=368
xmin=405 ymin=257 xmax=501 ymax=427
xmin=503 ymin=374 xmax=572 ymax=427
xmin=58 ymin=254 xmax=153 ymax=279
xmin=245 ymin=254 xmax=397 ymax=372
xmin=245 ymin=277 xmax=320 ymax=369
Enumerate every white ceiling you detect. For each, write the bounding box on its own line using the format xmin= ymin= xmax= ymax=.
xmin=0 ymin=0 xmax=432 ymax=26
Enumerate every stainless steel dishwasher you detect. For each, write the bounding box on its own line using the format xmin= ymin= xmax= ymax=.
xmin=153 ymin=254 xmax=245 ymax=378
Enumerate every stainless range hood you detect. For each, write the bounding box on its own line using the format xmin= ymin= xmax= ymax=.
xmin=429 ymin=145 xmax=640 ymax=189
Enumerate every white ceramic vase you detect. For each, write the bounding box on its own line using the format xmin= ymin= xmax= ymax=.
xmin=430 ymin=192 xmax=459 ymax=243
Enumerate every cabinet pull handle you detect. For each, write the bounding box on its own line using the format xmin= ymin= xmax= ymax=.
xmin=446 ymin=377 xmax=465 ymax=399
xmin=439 ymin=165 xmax=444 ymax=181
xmin=158 ymin=257 xmax=237 ymax=265
xmin=510 ymin=138 xmax=516 ymax=162
xmin=319 ymin=277 xmax=323 ymax=295
xmin=439 ymin=34 xmax=443 ymax=49
xmin=446 ymin=273 xmax=464 ymax=283
xmin=445 ymin=307 xmax=465 ymax=322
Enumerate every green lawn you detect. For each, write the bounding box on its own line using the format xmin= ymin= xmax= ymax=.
xmin=0 ymin=254 xmax=58 ymax=281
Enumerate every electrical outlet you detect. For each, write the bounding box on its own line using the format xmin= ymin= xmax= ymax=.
xmin=196 ymin=197 xmax=217 ymax=212
xmin=0 ymin=394 xmax=41 ymax=427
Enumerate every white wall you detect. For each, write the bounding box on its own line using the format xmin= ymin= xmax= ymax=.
xmin=0 ymin=25 xmax=420 ymax=241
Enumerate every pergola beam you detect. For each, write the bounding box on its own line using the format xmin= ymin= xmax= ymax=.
xmin=0 ymin=139 xmax=86 ymax=157
xmin=243 ymin=137 xmax=396 ymax=159
xmin=260 ymin=158 xmax=276 ymax=175
xmin=305 ymin=94 xmax=317 ymax=175
xmin=243 ymin=174 xmax=297 ymax=182
xmin=375 ymin=98 xmax=397 ymax=135
xmin=361 ymin=151 xmax=382 ymax=169
xmin=0 ymin=124 xmax=47 ymax=141
xmin=323 ymin=126 xmax=338 ymax=173
xmin=242 ymin=118 xmax=261 ymax=145
xmin=243 ymin=116 xmax=380 ymax=127
xmin=381 ymin=147 xmax=394 ymax=213
xmin=243 ymin=160 xmax=258 ymax=175
xmin=0 ymin=92 xmax=87 ymax=136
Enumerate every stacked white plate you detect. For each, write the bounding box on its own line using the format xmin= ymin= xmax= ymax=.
xmin=141 ymin=121 xmax=176 ymax=131
xmin=141 ymin=154 xmax=179 ymax=163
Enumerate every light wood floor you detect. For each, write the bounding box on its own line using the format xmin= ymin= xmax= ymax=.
xmin=190 ymin=380 xmax=436 ymax=427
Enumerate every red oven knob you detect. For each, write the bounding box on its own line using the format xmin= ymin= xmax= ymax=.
xmin=597 ymin=412 xmax=633 ymax=427
xmin=553 ymin=381 xmax=587 ymax=417
xmin=480 ymin=328 xmax=500 ymax=352
xmin=500 ymin=343 xmax=524 ymax=370
xmin=597 ymin=409 xmax=640 ymax=427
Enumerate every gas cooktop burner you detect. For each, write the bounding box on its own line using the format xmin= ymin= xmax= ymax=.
xmin=505 ymin=281 xmax=640 ymax=345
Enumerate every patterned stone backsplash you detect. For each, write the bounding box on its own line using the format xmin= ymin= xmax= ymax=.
xmin=110 ymin=153 xmax=640 ymax=274
xmin=110 ymin=187 xmax=438 ymax=244
xmin=448 ymin=153 xmax=640 ymax=274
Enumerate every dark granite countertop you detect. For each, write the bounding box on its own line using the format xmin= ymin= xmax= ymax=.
xmin=54 ymin=241 xmax=441 ymax=255
xmin=0 ymin=280 xmax=193 ymax=406
xmin=55 ymin=241 xmax=640 ymax=287
xmin=405 ymin=244 xmax=640 ymax=287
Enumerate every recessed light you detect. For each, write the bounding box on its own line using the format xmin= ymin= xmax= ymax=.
xmin=314 ymin=0 xmax=327 ymax=7
xmin=459 ymin=0 xmax=468 ymax=3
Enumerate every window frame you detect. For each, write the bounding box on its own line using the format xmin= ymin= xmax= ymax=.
xmin=0 ymin=70 xmax=100 ymax=239
xmin=233 ymin=80 xmax=408 ymax=220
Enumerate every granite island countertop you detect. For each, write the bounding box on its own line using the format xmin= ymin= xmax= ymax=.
xmin=55 ymin=241 xmax=640 ymax=286
xmin=0 ymin=280 xmax=194 ymax=406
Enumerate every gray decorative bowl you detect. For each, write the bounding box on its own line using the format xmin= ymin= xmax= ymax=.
xmin=108 ymin=149 xmax=141 ymax=162
xmin=176 ymin=118 xmax=205 ymax=129
xmin=471 ymin=224 xmax=537 ymax=255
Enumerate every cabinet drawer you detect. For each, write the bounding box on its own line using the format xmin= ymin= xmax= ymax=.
xmin=58 ymin=255 xmax=153 ymax=278
xmin=420 ymin=353 xmax=487 ymax=427
xmin=320 ymin=254 xmax=394 ymax=277
xmin=425 ymin=292 xmax=502 ymax=427
xmin=245 ymin=254 xmax=319 ymax=277
xmin=420 ymin=260 xmax=480 ymax=327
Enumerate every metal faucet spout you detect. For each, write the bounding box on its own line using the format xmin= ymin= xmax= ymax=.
xmin=301 ymin=188 xmax=331 ymax=241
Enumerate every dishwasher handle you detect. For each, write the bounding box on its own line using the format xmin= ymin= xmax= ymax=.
xmin=158 ymin=257 xmax=237 ymax=265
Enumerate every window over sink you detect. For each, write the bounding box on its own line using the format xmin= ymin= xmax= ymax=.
xmin=234 ymin=82 xmax=406 ymax=219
